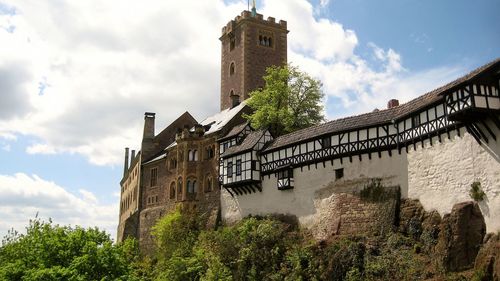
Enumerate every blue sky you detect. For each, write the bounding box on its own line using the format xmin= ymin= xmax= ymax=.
xmin=0 ymin=0 xmax=498 ymax=239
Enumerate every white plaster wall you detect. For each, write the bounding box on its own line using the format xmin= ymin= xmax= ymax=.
xmin=407 ymin=127 xmax=500 ymax=232
xmin=221 ymin=150 xmax=408 ymax=239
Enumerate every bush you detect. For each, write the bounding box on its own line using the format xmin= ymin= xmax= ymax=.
xmin=0 ymin=218 xmax=138 ymax=281
xmin=469 ymin=181 xmax=486 ymax=202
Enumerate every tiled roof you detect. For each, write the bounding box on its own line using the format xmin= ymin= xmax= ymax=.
xmin=222 ymin=130 xmax=266 ymax=158
xmin=264 ymin=58 xmax=500 ymax=151
xmin=219 ymin=122 xmax=249 ymax=141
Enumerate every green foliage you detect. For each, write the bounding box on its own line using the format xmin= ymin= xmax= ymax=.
xmin=359 ymin=178 xmax=389 ymax=202
xmin=245 ymin=64 xmax=325 ymax=136
xmin=469 ymin=181 xmax=486 ymax=202
xmin=0 ymin=218 xmax=139 ymax=281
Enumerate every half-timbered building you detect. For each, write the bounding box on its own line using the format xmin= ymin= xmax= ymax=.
xmin=220 ymin=59 xmax=500 ymax=235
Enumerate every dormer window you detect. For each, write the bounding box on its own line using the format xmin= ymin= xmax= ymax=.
xmin=321 ymin=136 xmax=331 ymax=148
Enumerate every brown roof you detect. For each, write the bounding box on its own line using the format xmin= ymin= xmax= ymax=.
xmin=265 ymin=58 xmax=500 ymax=152
xmin=222 ymin=130 xmax=267 ymax=158
xmin=142 ymin=111 xmax=197 ymax=162
xmin=219 ymin=122 xmax=249 ymax=141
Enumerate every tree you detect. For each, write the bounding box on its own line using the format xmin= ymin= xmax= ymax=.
xmin=0 ymin=218 xmax=139 ymax=281
xmin=245 ymin=64 xmax=325 ymax=136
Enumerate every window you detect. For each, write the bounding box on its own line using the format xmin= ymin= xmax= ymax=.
xmin=229 ymin=36 xmax=235 ymax=51
xmin=177 ymin=178 xmax=183 ymax=200
xmin=227 ymin=161 xmax=233 ymax=178
xmin=188 ymin=150 xmax=193 ymax=161
xmin=236 ymin=159 xmax=242 ymax=176
xmin=251 ymin=160 xmax=257 ymax=170
xmin=277 ymin=167 xmax=294 ymax=190
xmin=150 ymin=168 xmax=158 ymax=187
xmin=205 ymin=177 xmax=212 ymax=192
xmin=258 ymin=34 xmax=273 ymax=47
xmin=206 ymin=146 xmax=215 ymax=159
xmin=335 ymin=168 xmax=344 ymax=180
xmin=169 ymin=182 xmax=176 ymax=199
xmin=412 ymin=115 xmax=421 ymax=127
xmin=187 ymin=179 xmax=197 ymax=194
xmin=230 ymin=91 xmax=240 ymax=107
xmin=170 ymin=158 xmax=177 ymax=169
xmin=194 ymin=150 xmax=198 ymax=161
xmin=321 ymin=136 xmax=331 ymax=148
xmin=229 ymin=62 xmax=235 ymax=76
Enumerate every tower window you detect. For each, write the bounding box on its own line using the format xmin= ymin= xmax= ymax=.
xmin=230 ymin=90 xmax=240 ymax=107
xmin=258 ymin=33 xmax=273 ymax=47
xmin=230 ymin=36 xmax=235 ymax=51
xmin=229 ymin=62 xmax=235 ymax=76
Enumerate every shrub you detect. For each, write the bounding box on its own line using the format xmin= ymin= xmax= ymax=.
xmin=469 ymin=181 xmax=486 ymax=202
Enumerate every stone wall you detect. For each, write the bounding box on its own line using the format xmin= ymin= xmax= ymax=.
xmin=221 ymin=151 xmax=407 ymax=240
xmin=407 ymin=127 xmax=500 ymax=232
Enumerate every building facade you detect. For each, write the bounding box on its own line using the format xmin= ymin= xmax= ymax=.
xmin=219 ymin=60 xmax=500 ymax=238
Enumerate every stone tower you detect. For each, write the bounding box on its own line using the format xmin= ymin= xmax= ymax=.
xmin=220 ymin=8 xmax=288 ymax=111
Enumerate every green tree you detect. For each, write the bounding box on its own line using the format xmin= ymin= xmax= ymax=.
xmin=245 ymin=64 xmax=325 ymax=136
xmin=0 ymin=218 xmax=139 ymax=281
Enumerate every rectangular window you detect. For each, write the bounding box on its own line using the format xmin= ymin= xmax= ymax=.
xmin=227 ymin=161 xmax=233 ymax=178
xmin=335 ymin=168 xmax=344 ymax=180
xmin=322 ymin=136 xmax=331 ymax=148
xmin=236 ymin=159 xmax=242 ymax=176
xmin=412 ymin=115 xmax=421 ymax=127
xmin=277 ymin=167 xmax=294 ymax=190
xmin=251 ymin=160 xmax=257 ymax=170
xmin=150 ymin=168 xmax=158 ymax=187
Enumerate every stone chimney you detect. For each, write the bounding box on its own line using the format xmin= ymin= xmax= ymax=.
xmin=131 ymin=150 xmax=136 ymax=162
xmin=387 ymin=99 xmax=399 ymax=109
xmin=143 ymin=112 xmax=156 ymax=139
xmin=123 ymin=147 xmax=129 ymax=176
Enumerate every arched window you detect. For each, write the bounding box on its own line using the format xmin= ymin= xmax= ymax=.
xmin=187 ymin=178 xmax=198 ymax=194
xmin=193 ymin=180 xmax=198 ymax=193
xmin=188 ymin=150 xmax=193 ymax=161
xmin=194 ymin=150 xmax=198 ymax=161
xmin=229 ymin=62 xmax=235 ymax=76
xmin=268 ymin=37 xmax=272 ymax=47
xmin=186 ymin=180 xmax=192 ymax=193
xmin=205 ymin=176 xmax=212 ymax=193
xmin=177 ymin=177 xmax=183 ymax=200
xmin=169 ymin=182 xmax=176 ymax=199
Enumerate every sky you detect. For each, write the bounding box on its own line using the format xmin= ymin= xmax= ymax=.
xmin=0 ymin=0 xmax=498 ymax=240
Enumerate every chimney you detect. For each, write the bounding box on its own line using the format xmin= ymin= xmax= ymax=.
xmin=143 ymin=112 xmax=156 ymax=139
xmin=131 ymin=150 xmax=136 ymax=162
xmin=387 ymin=99 xmax=399 ymax=109
xmin=123 ymin=147 xmax=129 ymax=176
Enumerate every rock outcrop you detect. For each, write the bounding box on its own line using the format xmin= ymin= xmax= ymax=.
xmin=435 ymin=201 xmax=486 ymax=272
xmin=474 ymin=233 xmax=500 ymax=281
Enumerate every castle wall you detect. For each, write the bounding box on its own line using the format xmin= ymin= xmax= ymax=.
xmin=221 ymin=150 xmax=407 ymax=240
xmin=222 ymin=125 xmax=500 ymax=235
xmin=407 ymin=127 xmax=500 ymax=232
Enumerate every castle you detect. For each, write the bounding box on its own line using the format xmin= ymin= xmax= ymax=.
xmin=118 ymin=8 xmax=500 ymax=250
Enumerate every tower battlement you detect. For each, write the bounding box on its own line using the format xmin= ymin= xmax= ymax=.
xmin=221 ymin=10 xmax=287 ymax=38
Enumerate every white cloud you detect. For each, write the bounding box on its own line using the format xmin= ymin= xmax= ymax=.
xmin=0 ymin=0 xmax=468 ymax=166
xmin=26 ymin=143 xmax=56 ymax=154
xmin=0 ymin=173 xmax=118 ymax=240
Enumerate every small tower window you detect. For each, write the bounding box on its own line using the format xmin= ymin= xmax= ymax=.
xmin=229 ymin=36 xmax=235 ymax=51
xmin=229 ymin=62 xmax=235 ymax=76
xmin=335 ymin=168 xmax=344 ymax=180
xmin=230 ymin=90 xmax=240 ymax=107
